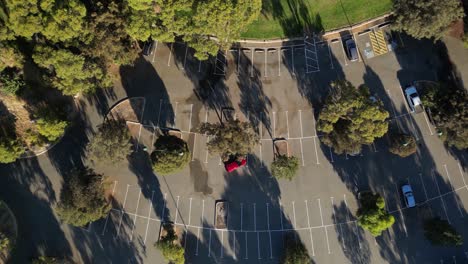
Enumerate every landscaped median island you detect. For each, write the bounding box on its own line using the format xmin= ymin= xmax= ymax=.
xmin=241 ymin=0 xmax=392 ymax=39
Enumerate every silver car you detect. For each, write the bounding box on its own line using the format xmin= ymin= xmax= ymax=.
xmin=404 ymin=85 xmax=422 ymax=112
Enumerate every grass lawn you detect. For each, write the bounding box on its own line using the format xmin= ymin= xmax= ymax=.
xmin=241 ymin=0 xmax=393 ymax=39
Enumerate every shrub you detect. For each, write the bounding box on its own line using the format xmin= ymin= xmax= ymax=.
xmin=0 ymin=138 xmax=24 ymax=164
xmin=281 ymin=235 xmax=310 ymax=264
xmin=151 ymin=135 xmax=190 ymax=175
xmin=357 ymin=193 xmax=395 ymax=236
xmin=0 ymin=72 xmax=25 ymax=95
xmin=155 ymin=225 xmax=185 ymax=264
xmin=36 ymin=116 xmax=69 ymax=142
xmin=389 ymin=133 xmax=417 ymax=157
xmin=0 ymin=232 xmax=10 ymax=251
xmin=271 ymin=155 xmax=299 ymax=180
xmin=55 ymin=169 xmax=111 ymax=227
xmin=424 ymin=217 xmax=463 ymax=246
xmin=87 ymin=119 xmax=133 ymax=165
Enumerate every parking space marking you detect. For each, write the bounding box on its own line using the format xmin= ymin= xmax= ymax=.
xmin=208 ymin=229 xmax=212 ymax=257
xmin=329 ymin=147 xmax=334 ymax=162
xmin=195 ymin=227 xmax=200 ymax=255
xmin=272 ymin=111 xmax=276 ymax=138
xmin=116 ymin=184 xmax=130 ymax=238
xmin=327 ymin=42 xmax=334 ymax=69
xmin=245 ymin=232 xmax=248 ymax=259
xmin=250 ymin=50 xmax=254 ymax=77
xmin=241 ymin=203 xmax=244 ymax=231
xmin=174 ymin=195 xmax=180 ymax=224
xmin=343 ymin=194 xmax=351 ymax=222
xmin=304 ymin=200 xmax=316 ymax=256
xmin=313 ymin=137 xmax=320 ymax=164
xmin=354 ymin=222 xmax=362 ymax=249
xmin=196 ymin=199 xmax=204 ymax=255
xmin=443 ymin=164 xmax=455 ymax=190
xmin=101 ymin=181 xmax=118 ymax=235
xmin=167 ymin=43 xmax=173 ymax=67
xmin=299 ymin=110 xmax=305 ymax=166
xmin=422 ymin=107 xmax=434 ymax=135
xmin=279 ymin=202 xmax=284 ymax=230
xmin=278 ymin=50 xmax=281 ymax=76
xmin=394 ymin=184 xmax=409 ymax=237
xmin=285 ymin=111 xmax=290 ymax=139
xmin=432 ymin=170 xmax=451 ymax=223
xmin=182 ymin=46 xmax=188 ymax=69
xmin=459 ymin=163 xmax=467 ymax=189
xmin=292 ymin=201 xmax=297 ymax=227
xmin=191 ymin=133 xmax=197 ymax=161
xmin=233 ymin=231 xmax=237 ymax=260
xmin=152 ymin=41 xmax=158 ymax=63
xmin=264 ymin=50 xmax=268 ymax=77
xmin=338 ymin=40 xmax=348 ymax=66
xmin=188 ymin=197 xmax=193 ymax=225
xmin=266 ymin=203 xmax=273 ymax=259
xmin=130 ymin=189 xmax=142 ymax=241
xmin=331 ymin=197 xmax=345 ymax=250
xmin=419 ymin=173 xmax=430 ymax=201
xmin=221 ymin=230 xmax=224 ymax=258
xmin=160 ymin=193 xmax=168 ymax=223
xmin=353 ymin=33 xmax=362 ymax=62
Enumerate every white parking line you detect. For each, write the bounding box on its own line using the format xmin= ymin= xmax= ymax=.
xmin=245 ymin=232 xmax=248 ymax=259
xmin=304 ymin=200 xmax=315 ymax=256
xmin=233 ymin=231 xmax=237 ymax=260
xmin=291 ymin=48 xmax=296 ymax=75
xmin=264 ymin=50 xmax=268 ymax=77
xmin=157 ymin=99 xmax=162 ymax=127
xmin=432 ymin=170 xmax=451 ymax=223
xmin=240 ymin=203 xmax=243 ymax=231
xmin=195 ymin=227 xmax=200 ymax=256
xmin=338 ymin=40 xmax=348 ymax=66
xmin=285 ymin=111 xmax=290 ymax=139
xmin=168 ymin=43 xmax=173 ymax=67
xmin=443 ymin=164 xmax=455 ymax=190
xmin=221 ymin=230 xmax=224 ymax=258
xmin=143 ymin=191 xmax=154 ymax=245
xmin=188 ymin=104 xmax=193 ymax=132
xmin=279 ymin=202 xmax=284 ymax=230
xmin=196 ymin=199 xmax=204 ymax=256
xmin=272 ymin=111 xmax=276 ymax=138
xmin=160 ymin=193 xmax=168 ymax=222
xmin=116 ymin=184 xmax=130 ymax=238
xmin=208 ymin=229 xmax=212 ymax=257
xmin=299 ymin=110 xmax=305 ymax=166
xmin=422 ymin=107 xmax=434 ymax=135
xmin=419 ymin=173 xmax=430 ymax=201
xmin=188 ymin=197 xmax=193 ymax=225
xmin=458 ymin=163 xmax=467 ymax=188
xmin=343 ymin=194 xmax=351 ymax=222
xmin=101 ymin=181 xmax=117 ymax=235
xmin=354 ymin=222 xmax=362 ymax=249
xmin=278 ymin=50 xmax=281 ymax=76
xmin=292 ymin=201 xmax=297 ymax=227
xmin=182 ymin=46 xmax=188 ymax=69
xmin=313 ymin=137 xmax=320 ymax=165
xmin=130 ymin=189 xmax=142 ymax=241
xmin=152 ymin=41 xmax=158 ymax=63
xmin=191 ymin=133 xmax=196 ymax=161
xmin=331 ymin=197 xmax=345 ymax=250
xmin=198 ymin=60 xmax=202 ymax=73
xmin=257 ymin=231 xmax=261 ymax=259
xmin=327 ymin=42 xmax=334 ymax=69
xmin=174 ymin=195 xmax=180 ymax=224
xmin=266 ymin=203 xmax=273 ymax=259
xmin=318 ymin=199 xmax=331 ymax=254
xmin=250 ymin=50 xmax=254 ymax=78
xmin=329 ymin=147 xmax=334 ymax=162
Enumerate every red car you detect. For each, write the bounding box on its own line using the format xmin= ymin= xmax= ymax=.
xmin=224 ymin=158 xmax=247 ymax=172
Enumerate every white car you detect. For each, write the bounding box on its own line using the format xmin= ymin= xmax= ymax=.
xmin=401 ymin=184 xmax=416 ymax=208
xmin=404 ymin=85 xmax=422 ymax=112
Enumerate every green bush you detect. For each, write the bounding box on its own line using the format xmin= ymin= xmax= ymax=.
xmin=0 ymin=72 xmax=25 ymax=95
xmin=36 ymin=110 xmax=69 ymax=142
xmin=424 ymin=217 xmax=463 ymax=246
xmin=463 ymin=34 xmax=468 ymax=49
xmin=151 ymin=135 xmax=190 ymax=175
xmin=0 ymin=138 xmax=24 ymax=164
xmin=155 ymin=225 xmax=185 ymax=264
xmin=281 ymin=235 xmax=310 ymax=264
xmin=55 ymin=169 xmax=111 ymax=227
xmin=357 ymin=193 xmax=395 ymax=236
xmin=0 ymin=232 xmax=10 ymax=251
xmin=271 ymin=155 xmax=299 ymax=180
xmin=389 ymin=133 xmax=417 ymax=157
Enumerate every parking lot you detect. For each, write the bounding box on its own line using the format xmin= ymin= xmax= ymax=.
xmin=94 ymin=28 xmax=468 ymax=263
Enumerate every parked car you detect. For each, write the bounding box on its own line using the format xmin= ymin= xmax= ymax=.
xmin=404 ymin=85 xmax=422 ymax=112
xmin=142 ymin=40 xmax=154 ymax=56
xmin=224 ymin=158 xmax=247 ymax=173
xmin=345 ymin=39 xmax=358 ymax=62
xmin=401 ymin=184 xmax=416 ymax=208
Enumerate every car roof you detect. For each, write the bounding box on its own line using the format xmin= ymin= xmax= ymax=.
xmin=406 ymin=194 xmax=416 ymax=207
xmin=402 ymin=184 xmax=412 ymax=193
xmin=405 ymin=86 xmax=417 ymax=94
xmin=345 ymin=38 xmax=355 ymax=44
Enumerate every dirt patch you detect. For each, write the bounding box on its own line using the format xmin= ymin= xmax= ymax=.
xmin=448 ymin=20 xmax=464 ymax=39
xmin=0 ymin=93 xmax=36 ymax=142
xmin=107 ymin=97 xmax=145 ymax=123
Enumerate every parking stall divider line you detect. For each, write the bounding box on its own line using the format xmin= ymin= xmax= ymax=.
xmin=278 ymin=49 xmax=281 ymax=76
xmin=151 ymin=41 xmax=158 ymax=63
xmin=422 ymin=108 xmax=434 ymax=135
xmin=174 ymin=102 xmax=178 ymax=124
xmin=115 ymin=184 xmax=130 ymax=238
xmin=292 ymin=201 xmax=297 ymax=227
xmin=257 ymin=231 xmax=261 ymax=259
xmin=143 ymin=190 xmax=155 ymax=244
xmin=259 ymin=142 xmax=263 ymax=168
xmin=458 ymin=163 xmax=467 ymax=188
xmin=264 ymin=49 xmax=268 ymax=77
xmin=285 ymin=111 xmax=290 ymax=139
xmin=292 ymin=47 xmax=296 ymax=75
xmin=327 ymin=42 xmax=334 ymax=69
xmin=233 ymin=231 xmax=237 ymax=260
xmin=191 ymin=133 xmax=196 ymax=162
xmin=313 ymin=137 xmax=320 ymax=165
xmin=279 ymin=202 xmax=284 ymax=230
xmin=130 ymin=189 xmax=142 ymax=241
xmin=266 ymin=203 xmax=273 ymax=259
xmin=332 ymin=197 xmax=346 ymax=250
xmin=317 ymin=199 xmax=324 ymax=226
xmin=245 ymin=232 xmax=248 ymax=259
xmin=250 ymin=50 xmax=254 ymax=78
xmin=182 ymin=46 xmax=188 ymax=69
xmin=354 ymin=222 xmax=362 ymax=249
xmin=382 ymin=189 xmax=389 ymax=211
xmin=339 ymin=40 xmax=348 ymax=66
xmin=188 ymin=198 xmax=193 ymax=225
xmin=240 ymin=203 xmax=243 ymax=231
xmin=453 ymin=256 xmax=457 ymax=264
xmin=175 ymin=196 xmax=180 ymax=224
xmin=198 ymin=60 xmax=202 ymax=73
xmin=443 ymin=164 xmax=455 ymax=190
xmin=195 ymin=227 xmax=200 ymax=256
xmin=157 ymin=99 xmax=162 ymax=127
xmin=273 ymin=111 xmax=276 ymax=138
xmin=188 ymin=104 xmax=193 ymax=132
xmin=254 ymin=203 xmax=257 ymax=231
xmin=325 ymin=226 xmax=331 ymax=254
xmin=304 ymin=200 xmax=315 ymax=256
xmin=432 ymin=170 xmax=451 ymax=223
xmin=208 ymin=229 xmax=212 ymax=257
xmin=101 ymin=181 xmax=118 ymax=235
xmin=329 ymin=147 xmax=334 ymax=162
xmin=167 ymin=43 xmax=173 ymax=67
xmin=343 ymin=194 xmax=351 ymax=222
xmin=160 ymin=193 xmax=168 ymax=223
xmin=221 ymin=230 xmax=224 ymax=258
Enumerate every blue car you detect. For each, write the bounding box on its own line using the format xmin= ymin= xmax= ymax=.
xmin=401 ymin=184 xmax=416 ymax=208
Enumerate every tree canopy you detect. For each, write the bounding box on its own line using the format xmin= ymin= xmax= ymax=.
xmin=424 ymin=217 xmax=463 ymax=246
xmin=151 ymin=135 xmax=191 ymax=175
xmin=271 ymin=155 xmax=299 ymax=181
xmin=0 ymin=137 xmax=24 ymax=164
xmin=317 ymin=80 xmax=389 ymax=155
xmin=357 ymin=192 xmax=395 ymax=236
xmin=389 ymin=133 xmax=417 ymax=157
xmin=393 ymin=0 xmax=464 ymax=40
xmin=86 ymin=119 xmax=133 ymax=165
xmin=155 ymin=224 xmax=185 ymax=264
xmin=281 ymin=235 xmax=311 ymax=264
xmin=55 ymin=169 xmax=111 ymax=227
xmin=199 ymin=119 xmax=259 ymax=160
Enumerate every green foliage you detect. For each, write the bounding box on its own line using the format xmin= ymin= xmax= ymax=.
xmin=126 ymin=0 xmax=262 ymax=60
xmin=393 ymin=0 xmax=464 ymax=40
xmin=357 ymin=193 xmax=395 ymax=236
xmin=2 ymin=0 xmax=44 ymax=39
xmin=389 ymin=133 xmax=417 ymax=157
xmin=151 ymin=135 xmax=190 ymax=175
xmin=0 ymin=72 xmax=25 ymax=95
xmin=155 ymin=224 xmax=185 ymax=264
xmin=317 ymin=80 xmax=389 ymax=155
xmin=0 ymin=43 xmax=24 ymax=71
xmin=281 ymin=236 xmax=310 ymax=264
xmin=87 ymin=120 xmax=133 ymax=165
xmin=55 ymin=169 xmax=111 ymax=227
xmin=424 ymin=217 xmax=463 ymax=246
xmin=0 ymin=137 xmax=24 ymax=164
xmin=0 ymin=232 xmax=10 ymax=251
xmin=199 ymin=119 xmax=259 ymax=159
xmin=421 ymin=83 xmax=468 ymax=149
xmin=271 ymin=155 xmax=299 ymax=180
xmin=35 ymin=111 xmax=68 ymax=142
xmin=32 ymin=45 xmax=111 ymax=95
xmin=41 ymin=0 xmax=87 ymax=43
xmin=463 ymin=35 xmax=468 ymax=49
